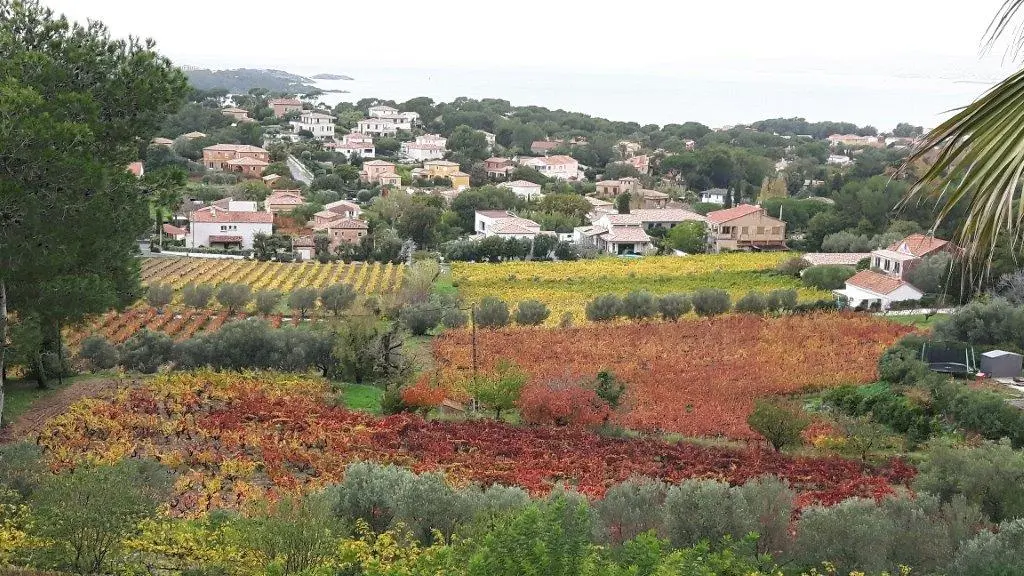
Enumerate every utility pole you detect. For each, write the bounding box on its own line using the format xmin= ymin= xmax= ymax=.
xmin=470 ymin=304 xmax=478 ymax=385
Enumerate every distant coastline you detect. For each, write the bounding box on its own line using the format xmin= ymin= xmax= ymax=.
xmin=312 ymin=73 xmax=354 ymax=81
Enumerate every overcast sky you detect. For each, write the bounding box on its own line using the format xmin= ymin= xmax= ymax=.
xmin=40 ymin=0 xmax=1014 ymax=74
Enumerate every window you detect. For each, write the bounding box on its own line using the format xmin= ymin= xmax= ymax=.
xmin=874 ymin=257 xmax=880 ymax=267
xmin=884 ymin=260 xmax=890 ymax=271
xmin=741 ymin=226 xmax=749 ymax=235
xmin=721 ymin=226 xmax=731 ymax=235
xmin=756 ymin=226 xmax=765 ymax=235
xmin=771 ymin=226 xmax=781 ymax=235
xmin=894 ymin=262 xmax=901 ymax=273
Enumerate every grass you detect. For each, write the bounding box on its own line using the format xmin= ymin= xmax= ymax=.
xmin=883 ymin=313 xmax=946 ymax=329
xmin=338 ymin=383 xmax=384 ymax=414
xmin=1 ymin=375 xmax=80 ymax=425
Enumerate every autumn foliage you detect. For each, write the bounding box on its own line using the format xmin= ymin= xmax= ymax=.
xmin=37 ymin=371 xmax=914 ymax=517
xmin=400 ymin=376 xmax=447 ymax=413
xmin=431 ymin=313 xmax=914 ymax=438
xmin=517 ymin=381 xmax=609 ymax=427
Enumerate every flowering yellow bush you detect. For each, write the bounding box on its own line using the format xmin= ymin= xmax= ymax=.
xmin=452 ymin=254 xmax=830 ymax=324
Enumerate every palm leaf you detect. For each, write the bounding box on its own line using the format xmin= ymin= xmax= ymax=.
xmin=901 ymin=1 xmax=1024 ymax=282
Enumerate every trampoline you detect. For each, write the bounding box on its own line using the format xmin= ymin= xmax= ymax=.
xmin=921 ymin=342 xmax=976 ymax=376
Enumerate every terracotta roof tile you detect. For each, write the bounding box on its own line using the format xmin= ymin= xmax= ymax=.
xmin=631 ymin=209 xmax=705 ymax=223
xmin=706 ymin=204 xmax=763 ymax=223
xmin=191 ymin=209 xmax=273 ymax=224
xmin=888 ymin=234 xmax=949 ymax=257
xmin=845 ymin=270 xmax=908 ymax=295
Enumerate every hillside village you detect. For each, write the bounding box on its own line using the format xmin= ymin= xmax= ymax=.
xmin=137 ymin=88 xmax=959 ymax=310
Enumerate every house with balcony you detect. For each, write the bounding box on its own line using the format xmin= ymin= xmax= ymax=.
xmin=202 ymin=144 xmax=271 ymax=177
xmin=323 ymin=199 xmax=362 ymax=219
xmin=401 ymin=141 xmax=446 ymax=162
xmin=359 ymin=160 xmax=402 ymax=187
xmin=313 ymin=215 xmax=369 ymax=251
xmin=630 ymin=208 xmax=706 ymax=231
xmin=699 ymin=188 xmax=729 ymax=205
xmin=188 ymin=205 xmax=273 ymax=249
xmin=290 ymin=111 xmax=336 ymax=140
xmin=421 ymin=160 xmax=470 ymax=190
xmin=367 ymin=105 xmax=419 ymax=130
xmin=269 ymin=98 xmax=303 ymax=117
xmin=575 ymin=213 xmax=653 ymax=255
xmin=520 ymin=155 xmax=581 ymax=180
xmin=353 ymin=118 xmax=398 ymax=137
xmin=474 ymin=210 xmax=542 ymax=240
xmin=484 ymin=157 xmax=515 ymax=179
xmin=833 ymin=234 xmax=950 ymax=310
xmin=706 ymin=204 xmax=787 ymax=252
xmin=869 ymin=234 xmax=951 ymax=279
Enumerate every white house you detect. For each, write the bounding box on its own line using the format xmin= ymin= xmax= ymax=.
xmin=520 ymin=155 xmax=581 ymax=180
xmin=834 ymin=270 xmax=924 ymax=310
xmin=474 ymin=210 xmax=541 ymax=240
xmin=353 ymin=118 xmax=398 ymax=137
xmin=630 ymin=208 xmax=706 ymax=231
xmin=290 ymin=111 xmax=336 ymax=140
xmin=188 ymin=205 xmax=273 ymax=249
xmin=577 ymin=213 xmax=653 ymax=255
xmin=401 ymin=142 xmax=446 ymax=162
xmin=698 ymin=188 xmax=728 ymax=205
xmin=368 ymin=105 xmax=399 ymax=117
xmin=366 ymin=105 xmax=419 ymax=130
xmin=330 ymin=140 xmax=376 ymax=158
xmin=827 ymin=154 xmax=852 ymax=166
xmin=498 ymin=180 xmax=543 ymax=200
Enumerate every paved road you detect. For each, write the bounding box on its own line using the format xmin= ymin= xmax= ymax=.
xmin=287 ymin=155 xmax=314 ymax=185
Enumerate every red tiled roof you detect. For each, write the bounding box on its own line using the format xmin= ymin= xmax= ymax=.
xmin=802 ymin=253 xmax=871 ymax=266
xmin=363 ymin=160 xmax=395 ymax=166
xmin=163 ymin=223 xmax=187 ymax=235
xmin=127 ymin=161 xmax=144 ymax=177
xmin=845 ymin=270 xmax=910 ymax=295
xmin=269 ymin=98 xmax=302 ymax=106
xmin=605 ymin=227 xmax=651 ymax=243
xmin=203 ymin=144 xmax=268 ymax=153
xmin=208 ymin=235 xmax=243 ymax=243
xmin=477 ymin=210 xmax=512 ymax=218
xmin=151 ymin=137 xmax=174 ymax=146
xmin=538 ymin=155 xmax=577 ymax=165
xmin=225 ymin=157 xmax=268 ymax=166
xmin=191 ymin=209 xmax=273 ymax=224
xmin=631 ymin=209 xmax=706 ymax=223
xmin=266 ymin=191 xmax=304 ymax=204
xmin=314 ymin=217 xmax=367 ymax=231
xmin=492 ymin=222 xmax=538 ymax=235
xmin=531 ymin=141 xmax=559 ymax=150
xmin=706 ymin=204 xmax=763 ymax=224
xmin=888 ymin=234 xmax=949 ymax=258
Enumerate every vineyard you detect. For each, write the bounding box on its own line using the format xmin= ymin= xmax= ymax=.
xmin=431 ymin=313 xmax=915 ymax=438
xmin=65 ymin=306 xmax=286 ymax=347
xmin=451 ymin=254 xmax=831 ymax=323
xmin=38 ymin=371 xmax=914 ymax=517
xmin=141 ymin=258 xmax=405 ymax=296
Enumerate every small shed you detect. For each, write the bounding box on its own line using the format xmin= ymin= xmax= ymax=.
xmin=980 ymin=350 xmax=1023 ymax=378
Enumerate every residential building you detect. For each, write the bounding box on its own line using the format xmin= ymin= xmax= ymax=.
xmin=617 ymin=141 xmax=642 ymax=156
xmin=521 ymin=155 xmax=580 ymax=180
xmin=323 ymin=199 xmax=362 ymax=219
xmin=127 ymin=161 xmax=144 ymax=178
xmin=498 ymin=180 xmax=543 ymax=200
xmin=151 ymin=137 xmax=174 ymax=146
xmin=698 ymin=188 xmax=729 ymax=205
xmin=683 ymin=139 xmax=696 ymax=151
xmin=636 ymin=189 xmax=670 ymax=209
xmin=530 ymin=140 xmax=561 ymax=155
xmin=211 ymin=198 xmax=258 ymax=212
xmin=577 ymin=213 xmax=653 ymax=255
xmin=484 ymin=157 xmax=515 ymax=178
xmin=269 ymin=98 xmax=302 ymax=117
xmin=202 ymin=144 xmax=270 ymax=171
xmin=221 ymin=107 xmax=252 ymax=122
xmin=595 ymin=177 xmax=641 ymax=198
xmin=617 ymin=154 xmax=649 ymax=175
xmin=264 ymin=190 xmax=305 ymax=214
xmin=290 ymin=110 xmax=336 ymax=140
xmin=422 ymin=160 xmax=470 ymax=190
xmin=827 ymin=134 xmax=884 ymax=148
xmin=293 ymin=235 xmax=315 ymax=261
xmin=359 ymin=160 xmax=402 ymax=186
xmin=224 ymin=156 xmax=269 ymax=178
xmin=417 ymin=134 xmax=447 ymax=148
xmin=630 ymin=208 xmax=706 ymax=231
xmin=827 ymin=154 xmax=852 ymax=166
xmin=706 ymin=204 xmax=787 ymax=251
xmin=401 ymin=141 xmax=446 ymax=162
xmin=188 ymin=205 xmax=273 ymax=249
xmin=182 ymin=131 xmax=207 ymax=140
xmin=368 ymin=105 xmax=399 ymax=117
xmin=869 ymin=234 xmax=950 ymax=280
xmin=262 ymin=173 xmax=282 ymax=186
xmin=834 ymin=270 xmax=924 ymax=310
xmin=313 ymin=216 xmax=369 ymax=251
xmin=353 ymin=118 xmax=398 ymax=137
xmin=367 ymin=105 xmax=419 ymax=130
xmin=329 ymin=140 xmax=376 ymax=158
xmin=474 ymin=210 xmax=541 ymax=240
xmin=162 ymin=223 xmax=187 ymax=242
xmin=584 ymin=196 xmax=617 ymax=219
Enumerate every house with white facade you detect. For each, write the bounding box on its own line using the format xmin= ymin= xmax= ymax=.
xmin=353 ymin=118 xmax=398 ymax=137
xmin=520 ymin=155 xmax=581 ymax=180
xmin=630 ymin=208 xmax=706 ymax=231
xmin=188 ymin=205 xmax=273 ymax=249
xmin=827 ymin=154 xmax=852 ymax=166
xmin=366 ymin=105 xmax=419 ymax=130
xmin=698 ymin=188 xmax=728 ymax=205
xmin=576 ymin=213 xmax=653 ymax=255
xmin=401 ymin=134 xmax=447 ymax=161
xmin=330 ymin=140 xmax=376 ymax=158
xmin=474 ymin=210 xmax=542 ymax=239
xmin=498 ymin=180 xmax=543 ymax=200
xmin=834 ymin=270 xmax=924 ymax=310
xmin=290 ymin=111 xmax=336 ymax=139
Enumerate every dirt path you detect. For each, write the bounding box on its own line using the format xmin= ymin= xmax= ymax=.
xmin=0 ymin=377 xmax=124 ymax=444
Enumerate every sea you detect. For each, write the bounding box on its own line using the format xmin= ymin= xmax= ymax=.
xmin=302 ymin=63 xmax=1004 ymax=131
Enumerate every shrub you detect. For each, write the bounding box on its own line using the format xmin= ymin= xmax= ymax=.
xmin=792 ymin=498 xmax=897 ymax=575
xmin=216 ymin=283 xmax=252 ymax=314
xmin=913 ymin=439 xmax=1024 ymax=522
xmin=146 ymin=282 xmax=174 ymax=309
xmin=254 ymin=289 xmax=282 ymax=316
xmin=594 ymin=477 xmax=669 ymax=545
xmin=593 ymin=370 xmax=626 ymax=409
xmin=287 ymin=287 xmax=319 ymax=319
xmin=558 ymin=311 xmax=574 ymax=329
xmin=518 ymin=381 xmax=609 ymax=427
xmin=515 ymin=300 xmax=551 ymax=326
xmin=181 ymin=283 xmax=215 ymax=308
xmin=663 ymin=479 xmax=735 ymax=548
xmin=657 ymin=293 xmax=691 ymax=321
xmin=0 ymin=442 xmax=46 ymax=501
xmin=766 ymin=288 xmax=798 ymax=311
xmin=621 ymin=290 xmax=657 ymax=320
xmin=747 ymin=399 xmax=810 ymax=451
xmin=877 ymin=345 xmax=928 ymax=385
xmin=243 ymin=492 xmax=341 ymax=574
xmin=691 ymin=288 xmax=731 ymax=316
xmin=475 ymin=297 xmax=510 ymax=329
xmin=77 ymin=335 xmax=118 ymax=370
xmin=173 ymin=319 xmax=335 ymax=375
xmin=401 ymin=302 xmax=443 ymax=336
xmin=441 ymin=307 xmax=468 ymax=329
xmin=775 ymin=257 xmax=810 ymax=277
xmin=734 ymin=291 xmax=767 ymax=314
xmin=320 ymin=283 xmax=358 ymax=315
xmin=934 ymin=297 xmax=1024 ymax=349
xmin=731 ymin=476 xmax=796 ymax=555
xmin=585 ymin=294 xmax=622 ymax=322
xmin=466 ymin=361 xmax=529 ymax=419
xmin=802 ymin=264 xmax=856 ymax=290
xmin=554 ymin=241 xmax=579 ymax=261
xmin=925 ymin=376 xmax=1024 ymax=448
xmin=950 ymin=519 xmax=1024 ymax=576
xmin=119 ymin=329 xmax=174 ymax=374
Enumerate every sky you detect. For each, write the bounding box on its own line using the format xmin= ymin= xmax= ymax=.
xmin=36 ymin=0 xmax=1024 ymax=127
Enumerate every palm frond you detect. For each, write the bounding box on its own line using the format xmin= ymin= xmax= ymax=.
xmin=984 ymin=0 xmax=1024 ymax=58
xmin=900 ymin=66 xmax=1024 ymax=282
